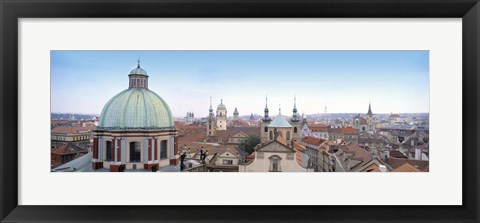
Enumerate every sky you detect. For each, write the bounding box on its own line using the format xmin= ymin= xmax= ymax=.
xmin=51 ymin=50 xmax=429 ymax=117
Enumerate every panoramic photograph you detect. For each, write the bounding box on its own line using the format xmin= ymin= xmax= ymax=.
xmin=50 ymin=50 xmax=429 ymax=172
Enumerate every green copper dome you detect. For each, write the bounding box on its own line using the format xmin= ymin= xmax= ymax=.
xmin=130 ymin=67 xmax=147 ymax=75
xmin=98 ymin=88 xmax=174 ymax=129
xmin=217 ymin=99 xmax=226 ymax=110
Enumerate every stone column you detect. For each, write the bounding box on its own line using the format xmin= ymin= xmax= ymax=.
xmin=150 ymin=138 xmax=154 ymax=161
xmin=99 ymin=137 xmax=104 ymax=160
xmin=154 ymin=138 xmax=158 ymax=160
xmin=93 ymin=137 xmax=98 ymax=159
xmin=143 ymin=137 xmax=148 ymax=162
xmin=121 ymin=137 xmax=126 ymax=163
xmin=169 ymin=136 xmax=175 ymax=159
xmin=113 ymin=137 xmax=117 ymax=162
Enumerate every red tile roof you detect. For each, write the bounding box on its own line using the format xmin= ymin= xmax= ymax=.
xmin=309 ymin=124 xmax=329 ymax=132
xmin=340 ymin=127 xmax=359 ymax=135
xmin=301 ymin=136 xmax=326 ymax=146
xmin=293 ymin=142 xmax=306 ymax=152
xmin=389 ymin=150 xmax=408 ymax=159
xmin=51 ymin=126 xmax=95 ymax=134
xmin=393 ymin=163 xmax=421 ymax=172
xmin=386 ymin=157 xmax=429 ymax=171
xmin=51 ymin=144 xmax=88 ymax=155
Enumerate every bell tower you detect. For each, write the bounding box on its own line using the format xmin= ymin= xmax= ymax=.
xmin=261 ymin=96 xmax=272 ymax=143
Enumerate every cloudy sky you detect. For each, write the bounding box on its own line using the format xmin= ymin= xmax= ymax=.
xmin=51 ymin=50 xmax=429 ymax=117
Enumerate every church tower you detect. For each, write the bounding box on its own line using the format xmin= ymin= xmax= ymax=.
xmin=261 ymin=97 xmax=272 ymax=143
xmin=216 ymin=99 xmax=227 ymax=130
xmin=207 ymin=97 xmax=216 ymax=136
xmin=366 ymin=102 xmax=375 ymax=132
xmin=233 ymin=107 xmax=239 ymax=120
xmin=290 ymin=96 xmax=302 ymax=141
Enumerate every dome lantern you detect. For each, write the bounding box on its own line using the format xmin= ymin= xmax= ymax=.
xmin=128 ymin=60 xmax=149 ymax=89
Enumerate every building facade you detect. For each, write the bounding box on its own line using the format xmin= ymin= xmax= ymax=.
xmin=260 ymin=97 xmax=302 ymax=143
xmin=216 ymin=99 xmax=227 ymax=130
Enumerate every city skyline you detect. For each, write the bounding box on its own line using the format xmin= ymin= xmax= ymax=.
xmin=51 ymin=50 xmax=429 ymax=117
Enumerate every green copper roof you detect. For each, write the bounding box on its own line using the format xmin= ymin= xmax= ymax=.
xmin=268 ymin=113 xmax=292 ymax=128
xmin=98 ymin=88 xmax=174 ymax=129
xmin=130 ymin=67 xmax=147 ymax=75
xmin=217 ymin=99 xmax=226 ymax=110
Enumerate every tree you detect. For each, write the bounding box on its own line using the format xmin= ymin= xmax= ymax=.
xmin=238 ymin=135 xmax=261 ymax=154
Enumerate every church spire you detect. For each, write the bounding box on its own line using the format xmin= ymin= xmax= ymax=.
xmin=291 ymin=96 xmax=300 ymax=122
xmin=209 ymin=97 xmax=213 ymax=109
xmin=263 ymin=96 xmax=271 ymax=122
xmin=367 ymin=102 xmax=373 ymax=116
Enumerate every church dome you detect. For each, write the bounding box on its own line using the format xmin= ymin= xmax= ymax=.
xmin=217 ymin=99 xmax=226 ymax=110
xmin=130 ymin=66 xmax=148 ymax=75
xmin=97 ymin=88 xmax=174 ymax=129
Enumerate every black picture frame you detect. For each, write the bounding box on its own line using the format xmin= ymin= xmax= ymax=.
xmin=1 ymin=0 xmax=479 ymax=222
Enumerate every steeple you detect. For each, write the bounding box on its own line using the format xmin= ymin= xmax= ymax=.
xmin=208 ymin=97 xmax=214 ymax=115
xmin=262 ymin=96 xmax=271 ymax=122
xmin=291 ymin=96 xmax=300 ymax=122
xmin=367 ymin=102 xmax=373 ymax=116
xmin=293 ymin=96 xmax=297 ymax=113
xmin=209 ymin=97 xmax=213 ymax=110
xmin=233 ymin=107 xmax=239 ymax=119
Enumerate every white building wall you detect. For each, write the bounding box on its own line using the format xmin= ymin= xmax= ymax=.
xmin=241 ymin=152 xmax=307 ymax=172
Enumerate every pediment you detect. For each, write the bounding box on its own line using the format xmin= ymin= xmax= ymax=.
xmin=257 ymin=141 xmax=295 ymax=153
xmin=231 ymin=131 xmax=249 ymax=138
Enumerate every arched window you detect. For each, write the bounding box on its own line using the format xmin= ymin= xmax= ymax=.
xmin=129 ymin=142 xmax=141 ymax=162
xmin=286 ymin=131 xmax=291 ymax=141
xmin=105 ymin=141 xmax=112 ymax=161
xmin=269 ymin=155 xmax=282 ymax=172
xmin=264 ymin=127 xmax=268 ymax=132
xmin=269 ymin=131 xmax=273 ymax=140
xmin=294 ymin=127 xmax=298 ymax=133
xmin=160 ymin=140 xmax=168 ymax=159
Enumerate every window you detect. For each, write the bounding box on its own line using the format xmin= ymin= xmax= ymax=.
xmin=269 ymin=155 xmax=282 ymax=172
xmin=160 ymin=140 xmax=168 ymax=159
xmin=269 ymin=131 xmax=273 ymax=140
xmin=105 ymin=141 xmax=112 ymax=161
xmin=286 ymin=131 xmax=291 ymax=141
xmin=223 ymin=160 xmax=233 ymax=165
xmin=294 ymin=127 xmax=298 ymax=133
xmin=129 ymin=141 xmax=141 ymax=162
xmin=264 ymin=127 xmax=268 ymax=132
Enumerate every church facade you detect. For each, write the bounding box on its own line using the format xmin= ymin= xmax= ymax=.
xmin=260 ymin=97 xmax=303 ymax=143
xmin=353 ymin=103 xmax=376 ymax=132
